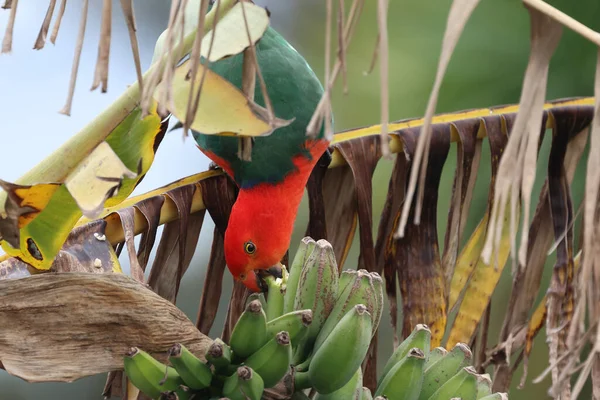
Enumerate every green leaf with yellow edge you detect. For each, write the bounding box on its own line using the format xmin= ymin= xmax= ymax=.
xmin=446 ymin=200 xmax=520 ymax=348
xmin=0 ymin=102 xmax=165 ymax=271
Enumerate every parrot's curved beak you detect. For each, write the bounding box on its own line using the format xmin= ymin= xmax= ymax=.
xmin=266 ymin=263 xmax=283 ymax=279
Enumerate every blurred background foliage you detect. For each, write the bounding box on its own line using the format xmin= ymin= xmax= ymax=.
xmin=1 ymin=0 xmax=599 ymax=398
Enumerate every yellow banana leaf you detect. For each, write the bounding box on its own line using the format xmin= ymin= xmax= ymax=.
xmin=446 ymin=201 xmax=519 ymax=348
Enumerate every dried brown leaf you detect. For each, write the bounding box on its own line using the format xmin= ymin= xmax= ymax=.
xmin=147 ymin=184 xmax=202 ymax=303
xmin=575 ymin=50 xmax=600 ymax=399
xmin=182 ymin=0 xmax=210 ymax=137
xmin=376 ymin=0 xmax=390 ymax=158
xmin=442 ymin=119 xmax=481 ymax=289
xmin=1 ymin=0 xmax=17 ymax=53
xmin=49 ymin=0 xmax=67 ymax=44
xmin=196 ymin=227 xmax=226 ymax=335
xmin=102 ymin=371 xmax=124 ymax=399
xmin=133 ymin=195 xmax=166 ymax=271
xmin=492 ymin=109 xmax=590 ymax=392
xmin=33 ymin=0 xmax=57 ymax=50
xmin=377 ymin=153 xmax=406 ymax=349
xmin=119 ymin=0 xmax=143 ymax=94
xmin=482 ymin=7 xmax=562 ymax=270
xmin=306 ymin=163 xmax=357 ymax=269
xmin=91 ymin=0 xmax=112 ymax=93
xmin=59 ymin=0 xmax=89 ymax=116
xmin=0 ymin=273 xmax=211 ymax=382
xmin=335 ymin=137 xmax=381 ymax=273
xmin=196 ymin=174 xmax=238 ymax=334
xmin=306 ymin=0 xmax=364 ymax=138
xmin=115 ymin=207 xmax=144 ymax=283
xmin=396 ymin=0 xmax=481 ymax=238
xmin=387 ymin=125 xmax=450 ymax=347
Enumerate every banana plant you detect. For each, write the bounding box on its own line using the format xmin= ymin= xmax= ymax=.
xmin=1 ymin=0 xmax=600 ymax=399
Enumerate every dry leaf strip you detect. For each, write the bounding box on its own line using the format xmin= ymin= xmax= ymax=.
xmin=545 ymin=107 xmax=584 ymax=397
xmin=147 ymin=184 xmax=201 ymax=304
xmin=196 ymin=174 xmax=238 ymax=335
xmin=334 ymin=137 xmax=382 ymax=273
xmin=385 ymin=125 xmax=450 ymax=347
xmin=442 ymin=119 xmax=481 ymax=291
xmin=377 ymin=153 xmax=406 ymax=349
xmin=133 ymin=195 xmax=166 ymax=271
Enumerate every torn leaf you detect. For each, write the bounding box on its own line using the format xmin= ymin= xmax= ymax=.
xmin=156 ymin=58 xmax=292 ymax=136
xmin=200 ymin=1 xmax=270 ymax=62
xmin=65 ymin=141 xmax=137 ymax=219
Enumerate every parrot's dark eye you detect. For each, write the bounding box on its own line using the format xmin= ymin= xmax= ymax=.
xmin=244 ymin=241 xmax=256 ymax=255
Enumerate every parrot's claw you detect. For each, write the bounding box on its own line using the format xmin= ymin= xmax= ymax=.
xmin=208 ymin=161 xmax=222 ymax=171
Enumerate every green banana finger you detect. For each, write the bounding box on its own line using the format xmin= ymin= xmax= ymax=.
xmin=476 ymin=373 xmax=493 ymax=399
xmin=424 ymin=346 xmax=448 ymax=370
xmin=337 ymin=269 xmax=356 ymax=296
xmin=378 ymin=324 xmax=431 ymax=388
xmin=361 ymin=386 xmax=373 ymax=400
xmin=374 ymin=347 xmax=426 ymax=400
xmin=309 ymin=304 xmax=373 ymax=395
xmin=419 ymin=342 xmax=472 ymax=400
xmin=314 ymin=366 xmax=362 ymax=400
xmin=238 ymin=366 xmax=265 ymax=400
xmin=123 ymin=347 xmax=184 ymax=400
xmin=245 ymin=292 xmax=267 ymax=310
xmin=427 ymin=366 xmax=479 ymax=400
xmin=206 ymin=338 xmax=234 ymax=374
xmin=265 ymin=274 xmax=286 ymax=321
xmin=223 ymin=366 xmax=264 ymax=400
xmin=312 ymin=270 xmax=379 ymax=355
xmin=167 ymin=343 xmax=212 ymax=390
xmin=229 ymin=299 xmax=268 ymax=359
xmin=284 ymin=237 xmax=317 ymax=314
xmin=479 ymin=393 xmax=508 ymax=400
xmin=266 ymin=309 xmax=313 ymax=344
xmin=245 ymin=331 xmax=293 ymax=388
xmin=293 ymin=239 xmax=339 ymax=347
xmin=370 ymin=272 xmax=384 ymax=339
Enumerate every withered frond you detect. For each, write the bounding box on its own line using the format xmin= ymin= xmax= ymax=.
xmin=1 ymin=97 xmax=596 ymax=396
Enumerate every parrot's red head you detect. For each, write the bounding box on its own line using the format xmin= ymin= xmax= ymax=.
xmin=220 ymin=140 xmax=331 ymax=293
xmin=224 ymin=186 xmax=292 ymax=292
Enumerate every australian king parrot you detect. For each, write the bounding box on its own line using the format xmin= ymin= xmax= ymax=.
xmin=192 ymin=26 xmax=331 ymax=292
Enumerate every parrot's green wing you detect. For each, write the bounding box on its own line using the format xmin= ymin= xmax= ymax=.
xmin=193 ymin=27 xmax=328 ymax=189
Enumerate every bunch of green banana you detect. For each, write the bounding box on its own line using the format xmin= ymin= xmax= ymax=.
xmin=364 ymin=324 xmax=509 ymax=400
xmin=123 ymin=236 xmax=509 ymax=400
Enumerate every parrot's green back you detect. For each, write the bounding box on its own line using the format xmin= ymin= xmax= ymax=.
xmin=193 ymin=27 xmax=327 ymax=189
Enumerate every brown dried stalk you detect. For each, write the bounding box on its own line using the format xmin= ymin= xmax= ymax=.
xmin=91 ymin=0 xmax=112 ymax=93
xmin=119 ymin=0 xmax=144 ymax=94
xmin=33 ymin=0 xmax=57 ymax=50
xmin=1 ymin=0 xmax=17 ymax=53
xmin=59 ymin=0 xmax=89 ymax=116
xmin=394 ymin=0 xmax=481 ymax=239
